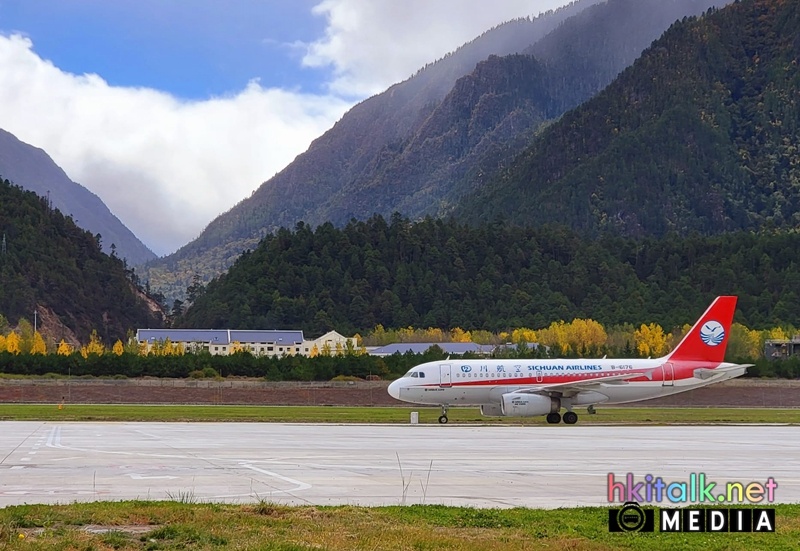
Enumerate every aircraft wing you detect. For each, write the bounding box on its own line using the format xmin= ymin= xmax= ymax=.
xmin=511 ymin=370 xmax=656 ymax=398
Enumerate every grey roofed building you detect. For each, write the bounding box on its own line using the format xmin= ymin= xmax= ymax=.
xmin=136 ymin=329 xmax=304 ymax=346
xmin=135 ymin=328 xmax=357 ymax=358
xmin=369 ymin=342 xmax=497 ymax=356
xmin=136 ymin=329 xmax=306 ymax=356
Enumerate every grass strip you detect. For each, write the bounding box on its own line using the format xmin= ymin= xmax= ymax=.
xmin=0 ymin=404 xmax=799 ymax=424
xmin=0 ymin=501 xmax=797 ymax=550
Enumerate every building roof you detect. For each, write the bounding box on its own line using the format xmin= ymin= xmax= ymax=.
xmin=136 ymin=329 xmax=305 ymax=345
xmin=370 ymin=342 xmax=497 ymax=356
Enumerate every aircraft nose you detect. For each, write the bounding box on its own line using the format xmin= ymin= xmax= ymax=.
xmin=388 ymin=379 xmax=401 ymax=400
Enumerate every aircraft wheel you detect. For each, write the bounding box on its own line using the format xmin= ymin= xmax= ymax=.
xmin=563 ymin=411 xmax=578 ymax=425
xmin=438 ymin=415 xmax=448 ymax=424
xmin=546 ymin=412 xmax=561 ymax=424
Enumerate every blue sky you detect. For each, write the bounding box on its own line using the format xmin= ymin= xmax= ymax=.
xmin=0 ymin=0 xmax=571 ymax=256
xmin=0 ymin=0 xmax=327 ymax=98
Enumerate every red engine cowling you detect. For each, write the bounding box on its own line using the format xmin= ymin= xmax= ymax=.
xmin=501 ymin=393 xmax=560 ymax=417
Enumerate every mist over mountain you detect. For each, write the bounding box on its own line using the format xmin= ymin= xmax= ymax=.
xmin=0 ymin=129 xmax=156 ymax=266
xmin=456 ymin=0 xmax=800 ymax=235
xmin=140 ymin=0 xmax=603 ymax=299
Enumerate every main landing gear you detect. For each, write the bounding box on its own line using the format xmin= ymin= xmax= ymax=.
xmin=546 ymin=411 xmax=579 ymax=424
xmin=438 ymin=405 xmax=449 ymax=424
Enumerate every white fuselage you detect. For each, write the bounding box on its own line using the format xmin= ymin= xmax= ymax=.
xmin=387 ymin=357 xmax=746 ymax=408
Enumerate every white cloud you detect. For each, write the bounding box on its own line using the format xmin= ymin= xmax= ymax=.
xmin=302 ymin=0 xmax=571 ymax=97
xmin=0 ymin=1 xmax=574 ymax=256
xmin=0 ymin=34 xmax=351 ymax=256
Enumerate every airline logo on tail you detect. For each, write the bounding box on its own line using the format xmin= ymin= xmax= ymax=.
xmin=700 ymin=321 xmax=725 ymax=346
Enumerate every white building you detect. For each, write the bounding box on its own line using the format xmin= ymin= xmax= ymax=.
xmin=136 ymin=329 xmax=356 ymax=357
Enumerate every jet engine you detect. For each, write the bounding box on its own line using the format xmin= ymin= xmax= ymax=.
xmin=501 ymin=393 xmax=560 ymax=417
xmin=480 ymin=404 xmax=504 ymax=417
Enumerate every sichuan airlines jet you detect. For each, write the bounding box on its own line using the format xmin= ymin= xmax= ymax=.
xmin=387 ymin=296 xmax=751 ymax=424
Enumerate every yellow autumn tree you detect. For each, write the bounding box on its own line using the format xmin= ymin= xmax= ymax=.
xmin=30 ymin=331 xmax=47 ymax=355
xmin=0 ymin=334 xmax=6 ymax=352
xmin=112 ymin=340 xmax=124 ymax=356
xmin=230 ymin=340 xmax=244 ymax=354
xmin=5 ymin=331 xmax=21 ymax=355
xmin=80 ymin=330 xmax=105 ymax=358
xmin=727 ymin=323 xmax=762 ymax=359
xmin=309 ymin=344 xmax=319 ymax=358
xmin=470 ymin=330 xmax=494 ymax=345
xmin=57 ymin=340 xmax=74 ymax=356
xmin=537 ymin=321 xmax=571 ymax=355
xmin=450 ymin=328 xmax=472 ymax=342
xmin=634 ymin=323 xmax=670 ymax=357
xmin=766 ymin=327 xmax=788 ymax=341
xmin=511 ymin=328 xmax=538 ymax=345
xmin=567 ymin=319 xmax=608 ymax=354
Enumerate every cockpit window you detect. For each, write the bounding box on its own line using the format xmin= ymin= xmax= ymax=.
xmin=418 ymin=372 xmax=425 ymax=378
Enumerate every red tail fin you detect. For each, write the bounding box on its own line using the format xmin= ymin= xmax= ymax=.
xmin=667 ymin=296 xmax=737 ymax=363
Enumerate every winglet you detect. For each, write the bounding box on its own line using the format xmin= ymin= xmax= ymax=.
xmin=667 ymin=296 xmax=737 ymax=363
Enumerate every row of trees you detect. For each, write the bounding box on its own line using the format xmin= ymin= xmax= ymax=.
xmin=1 ymin=344 xmax=798 ymax=381
xmin=1 ymin=311 xmax=795 ymax=362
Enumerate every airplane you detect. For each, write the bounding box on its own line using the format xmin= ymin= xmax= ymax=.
xmin=387 ymin=296 xmax=751 ymax=424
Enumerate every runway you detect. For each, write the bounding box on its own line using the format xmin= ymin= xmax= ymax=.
xmin=0 ymin=422 xmax=797 ymax=508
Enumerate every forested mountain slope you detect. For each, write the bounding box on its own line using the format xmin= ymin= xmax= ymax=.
xmin=144 ymin=0 xmax=723 ymax=301
xmin=0 ymin=129 xmax=156 ymax=266
xmin=179 ymin=215 xmax=800 ymax=336
xmin=0 ymin=179 xmax=163 ymax=345
xmin=457 ymin=0 xmax=800 ymax=235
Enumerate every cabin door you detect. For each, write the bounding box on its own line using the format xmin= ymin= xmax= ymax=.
xmin=439 ymin=364 xmax=452 ymax=387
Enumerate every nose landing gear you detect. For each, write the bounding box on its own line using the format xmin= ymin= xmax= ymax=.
xmin=438 ymin=405 xmax=449 ymax=424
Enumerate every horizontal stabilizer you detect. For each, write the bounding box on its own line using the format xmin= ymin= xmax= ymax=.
xmin=693 ymin=364 xmax=752 ymax=380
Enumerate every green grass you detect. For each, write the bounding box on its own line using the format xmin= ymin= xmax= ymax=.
xmin=0 ymin=404 xmax=798 ymax=424
xmin=0 ymin=501 xmax=797 ymax=550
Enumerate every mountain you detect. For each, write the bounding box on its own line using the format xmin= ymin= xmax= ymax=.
xmin=456 ymin=0 xmax=800 ymax=235
xmin=144 ymin=0 xmax=729 ymax=302
xmin=0 ymin=178 xmax=163 ymax=345
xmin=0 ymin=128 xmax=157 ymax=266
xmin=140 ymin=0 xmax=602 ymax=299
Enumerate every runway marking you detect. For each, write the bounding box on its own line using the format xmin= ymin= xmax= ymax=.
xmin=238 ymin=463 xmax=312 ymax=494
xmin=10 ymin=466 xmax=24 ymax=470
xmin=126 ymin=474 xmax=179 ymax=480
xmin=20 ymin=457 xmax=30 ymax=462
xmin=45 ymin=426 xmax=313 ymax=496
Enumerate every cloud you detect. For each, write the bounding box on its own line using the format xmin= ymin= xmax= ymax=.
xmin=0 ymin=33 xmax=351 ymax=256
xmin=301 ymin=0 xmax=571 ymax=97
xmin=0 ymin=2 xmax=574 ymax=257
